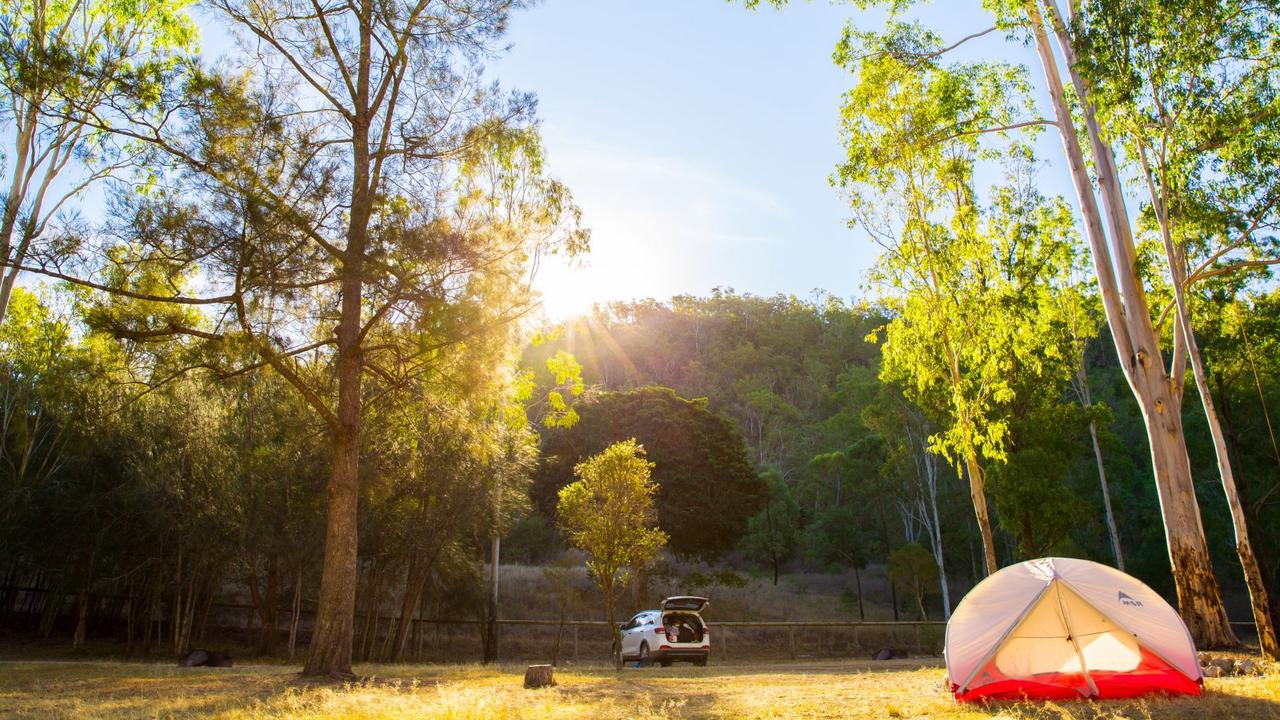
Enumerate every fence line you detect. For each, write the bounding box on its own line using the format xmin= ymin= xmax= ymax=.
xmin=0 ymin=585 xmax=1262 ymax=663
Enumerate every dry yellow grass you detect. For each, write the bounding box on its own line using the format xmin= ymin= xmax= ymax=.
xmin=0 ymin=657 xmax=1277 ymax=719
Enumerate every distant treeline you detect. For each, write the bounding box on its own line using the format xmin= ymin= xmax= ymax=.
xmin=520 ymin=291 xmax=1280 ymax=622
xmin=3 ymin=286 xmax=1279 ymax=654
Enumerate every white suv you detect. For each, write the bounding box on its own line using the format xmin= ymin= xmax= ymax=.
xmin=615 ymin=596 xmax=710 ymax=667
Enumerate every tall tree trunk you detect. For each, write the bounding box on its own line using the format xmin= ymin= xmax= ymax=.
xmin=125 ymin=583 xmax=136 ymax=654
xmin=142 ymin=582 xmax=156 ymax=653
xmin=179 ymin=573 xmax=197 ymax=656
xmin=0 ymin=101 xmax=39 ymax=326
xmin=1148 ymin=175 xmax=1278 ymax=658
xmin=72 ymin=585 xmax=88 ymax=650
xmin=197 ymin=588 xmax=214 ymax=644
xmin=924 ymin=453 xmax=951 ymax=619
xmin=854 ymin=567 xmax=864 ymax=621
xmin=605 ymin=580 xmax=622 ymax=671
xmin=247 ymin=557 xmax=279 ymax=656
xmin=483 ymin=536 xmax=499 ymax=664
xmin=1088 ymin=418 xmax=1124 ymax=570
xmin=262 ymin=554 xmax=280 ymax=656
xmin=172 ymin=548 xmax=183 ymax=656
xmin=389 ymin=560 xmax=419 ymax=662
xmin=356 ymin=560 xmax=386 ymax=662
xmin=962 ymin=453 xmax=997 ymax=576
xmin=1029 ymin=1 xmax=1237 ymax=648
xmin=552 ymin=601 xmax=566 ymax=666
xmin=878 ymin=504 xmax=900 ymax=621
xmin=302 ymin=0 xmax=373 ymax=674
xmin=304 ymin=420 xmax=361 ymax=676
xmin=1077 ymin=362 xmax=1125 ymax=570
xmin=766 ymin=502 xmax=780 ymax=586
xmin=1219 ymin=377 xmax=1280 ymax=643
xmin=287 ymin=568 xmax=303 ymax=661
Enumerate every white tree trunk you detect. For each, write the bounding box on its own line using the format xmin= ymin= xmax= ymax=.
xmin=1029 ymin=0 xmax=1238 ymax=648
xmin=1143 ymin=155 xmax=1279 ymax=659
xmin=1075 ymin=363 xmax=1125 ymax=571
xmin=924 ymin=450 xmax=951 ymax=619
xmin=1088 ymin=420 xmax=1124 ymax=571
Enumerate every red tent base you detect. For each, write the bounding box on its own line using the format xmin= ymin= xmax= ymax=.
xmin=954 ymin=649 xmax=1202 ymax=702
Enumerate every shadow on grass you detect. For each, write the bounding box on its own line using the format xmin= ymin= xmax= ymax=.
xmin=968 ymin=688 xmax=1280 ymax=720
xmin=2 ymin=658 xmax=1277 ymax=719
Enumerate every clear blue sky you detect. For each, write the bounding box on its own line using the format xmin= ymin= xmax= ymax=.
xmin=492 ymin=1 xmax=1064 ymax=318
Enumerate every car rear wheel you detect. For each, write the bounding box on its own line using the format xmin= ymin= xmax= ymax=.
xmin=638 ymin=642 xmax=652 ymax=668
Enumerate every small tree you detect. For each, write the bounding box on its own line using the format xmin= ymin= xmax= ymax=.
xmin=803 ymin=506 xmax=871 ymax=619
xmin=738 ymin=469 xmax=799 ymax=586
xmin=889 ymin=543 xmax=939 ymax=621
xmin=557 ymin=439 xmax=667 ymax=670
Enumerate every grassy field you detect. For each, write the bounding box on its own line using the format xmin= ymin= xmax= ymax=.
xmin=0 ymin=657 xmax=1277 ymax=719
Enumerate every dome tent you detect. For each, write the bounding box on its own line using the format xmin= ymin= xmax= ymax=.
xmin=946 ymin=557 xmax=1202 ymax=701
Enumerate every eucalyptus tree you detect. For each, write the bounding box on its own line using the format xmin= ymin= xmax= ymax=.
xmin=1070 ymin=0 xmax=1280 ymax=658
xmin=0 ymin=0 xmax=196 ymax=323
xmin=1063 ymin=289 xmax=1123 ymax=569
xmin=1018 ymin=0 xmax=1242 ymax=647
xmin=833 ymin=18 xmax=1082 ymax=576
xmin=743 ymin=0 xmax=1242 ymax=648
xmin=862 ymin=388 xmax=951 ymax=618
xmin=834 ymin=30 xmax=1008 ymax=575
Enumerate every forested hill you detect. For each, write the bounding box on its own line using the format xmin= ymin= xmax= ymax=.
xmin=520 ymin=289 xmax=1280 ymax=617
xmin=525 ymin=292 xmax=884 ymax=481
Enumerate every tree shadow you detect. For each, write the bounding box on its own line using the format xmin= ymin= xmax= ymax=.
xmin=968 ymin=687 xmax=1280 ymax=720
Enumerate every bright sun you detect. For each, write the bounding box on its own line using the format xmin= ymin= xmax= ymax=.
xmin=533 ymin=256 xmax=608 ymax=321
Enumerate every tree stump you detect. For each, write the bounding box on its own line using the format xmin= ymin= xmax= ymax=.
xmin=524 ymin=664 xmax=556 ymax=689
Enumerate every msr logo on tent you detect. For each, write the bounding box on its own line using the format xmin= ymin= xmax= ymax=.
xmin=1118 ymin=591 xmax=1143 ymax=607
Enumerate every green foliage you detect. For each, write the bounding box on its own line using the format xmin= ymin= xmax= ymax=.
xmin=534 ymin=386 xmax=765 ymax=560
xmin=986 ymin=402 xmax=1094 ymax=559
xmin=680 ymin=569 xmax=749 ymax=590
xmin=0 ymin=0 xmax=198 ymax=321
xmin=888 ymin=543 xmax=939 ymax=619
xmin=737 ymin=468 xmax=801 ymax=581
xmin=524 ymin=292 xmax=885 ymax=480
xmin=503 ymin=514 xmax=560 ymax=565
xmin=803 ymin=505 xmax=871 ymax=571
xmin=557 ymin=439 xmax=667 ymax=652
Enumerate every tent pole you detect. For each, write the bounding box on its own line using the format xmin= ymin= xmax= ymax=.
xmin=1055 ymin=582 xmax=1099 ymax=697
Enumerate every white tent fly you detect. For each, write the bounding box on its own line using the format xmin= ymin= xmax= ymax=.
xmin=946 ymin=557 xmax=1202 ymax=701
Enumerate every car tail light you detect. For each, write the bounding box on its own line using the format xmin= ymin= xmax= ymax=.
xmin=659 ymin=645 xmax=672 ymax=651
xmin=654 ymin=626 xmax=664 ymax=634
